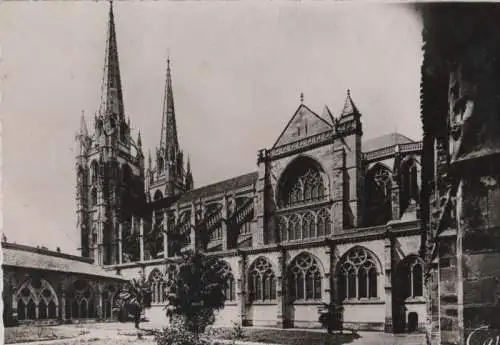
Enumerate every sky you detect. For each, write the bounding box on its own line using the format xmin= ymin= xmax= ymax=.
xmin=0 ymin=1 xmax=423 ymax=255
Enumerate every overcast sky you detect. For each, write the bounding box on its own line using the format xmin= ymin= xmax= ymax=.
xmin=0 ymin=1 xmax=423 ymax=255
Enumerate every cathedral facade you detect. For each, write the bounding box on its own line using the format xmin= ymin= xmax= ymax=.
xmin=75 ymin=2 xmax=425 ymax=332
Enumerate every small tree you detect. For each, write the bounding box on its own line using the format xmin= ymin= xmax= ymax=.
xmin=114 ymin=272 xmax=152 ymax=328
xmin=167 ymin=250 xmax=228 ymax=336
xmin=318 ymin=302 xmax=344 ymax=334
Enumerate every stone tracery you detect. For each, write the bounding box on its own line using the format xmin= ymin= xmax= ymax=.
xmin=248 ymin=257 xmax=277 ymax=302
xmin=338 ymin=247 xmax=379 ymax=300
xmin=16 ymin=278 xmax=58 ymax=321
xmin=288 ymin=253 xmax=322 ymax=301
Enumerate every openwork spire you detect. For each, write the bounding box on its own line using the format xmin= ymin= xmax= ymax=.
xmin=98 ymin=0 xmax=125 ymax=120
xmin=160 ymin=57 xmax=179 ymax=158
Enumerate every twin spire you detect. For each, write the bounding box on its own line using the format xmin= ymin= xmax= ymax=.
xmin=99 ymin=0 xmax=124 ymax=121
xmin=97 ymin=1 xmax=178 ymax=158
xmin=160 ymin=57 xmax=179 ymax=158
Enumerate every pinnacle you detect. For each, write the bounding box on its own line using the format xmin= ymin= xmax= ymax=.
xmin=80 ymin=111 xmax=88 ymax=137
xmin=340 ymin=88 xmax=359 ymax=117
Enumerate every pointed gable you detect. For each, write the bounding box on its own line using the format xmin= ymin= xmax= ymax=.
xmin=339 ymin=89 xmax=360 ymax=118
xmin=273 ymin=104 xmax=332 ymax=148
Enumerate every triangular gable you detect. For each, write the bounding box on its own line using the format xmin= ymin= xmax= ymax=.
xmin=272 ymin=104 xmax=333 ymax=148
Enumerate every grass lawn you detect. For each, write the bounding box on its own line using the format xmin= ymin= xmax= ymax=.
xmin=209 ymin=327 xmax=360 ymax=345
xmin=4 ymin=325 xmax=88 ymax=344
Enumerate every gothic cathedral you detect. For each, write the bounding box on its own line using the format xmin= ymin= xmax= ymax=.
xmin=76 ymin=2 xmax=425 ymax=332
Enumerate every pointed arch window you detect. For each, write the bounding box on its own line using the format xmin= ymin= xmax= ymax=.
xmin=65 ymin=280 xmax=96 ymax=319
xmin=287 ymin=214 xmax=300 ymax=241
xmin=317 ymin=208 xmax=331 ymax=236
xmin=278 ymin=216 xmax=288 ymax=242
xmin=338 ymin=247 xmax=379 ymax=300
xmin=365 ymin=165 xmax=393 ymax=226
xmin=149 ymin=269 xmax=164 ymax=305
xmin=302 ymin=212 xmax=315 ymax=239
xmin=248 ymin=257 xmax=277 ymax=303
xmin=400 ymin=257 xmax=424 ymax=299
xmin=288 ymin=253 xmax=322 ymax=302
xmin=220 ymin=261 xmax=236 ymax=302
xmin=280 ymin=158 xmax=326 ymax=208
xmin=16 ymin=278 xmax=59 ymax=321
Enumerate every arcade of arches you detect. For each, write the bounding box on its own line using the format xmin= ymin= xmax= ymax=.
xmin=2 ymin=242 xmax=125 ymax=326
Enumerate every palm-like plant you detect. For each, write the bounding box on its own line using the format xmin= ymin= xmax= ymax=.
xmin=167 ymin=250 xmax=228 ymax=335
xmin=113 ymin=274 xmax=152 ymax=328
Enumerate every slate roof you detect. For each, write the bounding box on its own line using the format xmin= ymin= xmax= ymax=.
xmin=1 ymin=242 xmax=124 ymax=280
xmin=177 ymin=171 xmax=258 ymax=203
xmin=363 ymin=132 xmax=415 ymax=152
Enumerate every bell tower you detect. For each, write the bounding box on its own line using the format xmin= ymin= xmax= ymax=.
xmin=76 ymin=1 xmax=145 ymax=265
xmin=147 ymin=58 xmax=193 ymax=201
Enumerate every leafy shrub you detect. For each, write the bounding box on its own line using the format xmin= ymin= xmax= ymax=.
xmin=230 ymin=321 xmax=245 ymax=339
xmin=155 ymin=317 xmax=210 ymax=345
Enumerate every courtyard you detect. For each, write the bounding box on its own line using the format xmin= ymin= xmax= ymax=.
xmin=4 ymin=323 xmax=426 ymax=345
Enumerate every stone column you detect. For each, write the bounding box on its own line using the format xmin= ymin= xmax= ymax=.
xmin=97 ymin=284 xmax=103 ymax=321
xmin=222 ymin=194 xmax=228 ymax=251
xmin=253 ymin=157 xmax=266 ymax=247
xmin=276 ymin=248 xmax=287 ymax=328
xmin=163 ymin=209 xmax=169 ymax=258
xmin=11 ymin=277 xmax=18 ymax=325
xmin=326 ymin=244 xmax=335 ymax=305
xmin=139 ymin=217 xmax=144 ymax=262
xmin=60 ymin=292 xmax=66 ymax=322
xmin=383 ymin=235 xmax=394 ymax=332
xmin=331 ymin=149 xmax=345 ymax=233
xmin=238 ymin=252 xmax=248 ymax=326
xmin=391 ymin=180 xmax=400 ymax=221
xmin=118 ymin=223 xmax=123 ymax=264
xmin=190 ymin=202 xmax=197 ymax=250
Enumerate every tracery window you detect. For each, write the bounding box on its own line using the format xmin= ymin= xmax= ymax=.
xmin=281 ymin=208 xmax=331 ymax=242
xmin=280 ymin=158 xmax=326 ymax=208
xmin=317 ymin=208 xmax=331 ymax=236
xmin=287 ymin=214 xmax=300 ymax=241
xmin=400 ymin=257 xmax=424 ymax=299
xmin=220 ymin=261 xmax=236 ymax=301
xmin=65 ymin=280 xmax=96 ymax=319
xmin=338 ymin=247 xmax=379 ymax=300
xmin=278 ymin=216 xmax=288 ymax=242
xmin=288 ymin=253 xmax=322 ymax=301
xmin=302 ymin=212 xmax=315 ymax=239
xmin=16 ymin=278 xmax=58 ymax=321
xmin=149 ymin=269 xmax=164 ymax=304
xmin=248 ymin=257 xmax=277 ymax=303
xmin=365 ymin=165 xmax=392 ymax=226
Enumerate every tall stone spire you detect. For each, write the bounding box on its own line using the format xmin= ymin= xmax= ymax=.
xmin=160 ymin=57 xmax=179 ymax=160
xmin=99 ymin=0 xmax=125 ymax=121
